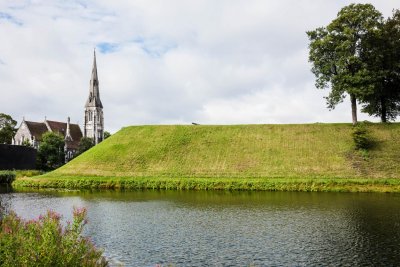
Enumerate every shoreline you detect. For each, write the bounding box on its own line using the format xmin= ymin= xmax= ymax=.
xmin=12 ymin=176 xmax=400 ymax=193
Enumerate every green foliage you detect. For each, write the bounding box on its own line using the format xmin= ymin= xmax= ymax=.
xmin=360 ymin=9 xmax=400 ymax=122
xmin=21 ymin=138 xmax=32 ymax=147
xmin=307 ymin=4 xmax=383 ymax=123
xmin=37 ymin=132 xmax=65 ymax=171
xmin=0 ymin=113 xmax=17 ymax=144
xmin=352 ymin=124 xmax=372 ymax=150
xmin=0 ymin=207 xmax=106 ymax=267
xmin=77 ymin=137 xmax=95 ymax=156
xmin=12 ymin=176 xmax=400 ymax=193
xmin=15 ymin=170 xmax=44 ymax=178
xmin=104 ymin=131 xmax=111 ymax=140
xmin=0 ymin=171 xmax=16 ymax=184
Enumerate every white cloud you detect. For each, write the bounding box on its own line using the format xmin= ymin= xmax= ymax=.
xmin=0 ymin=0 xmax=397 ymax=132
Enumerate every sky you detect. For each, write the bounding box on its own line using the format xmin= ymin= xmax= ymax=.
xmin=0 ymin=0 xmax=398 ymax=133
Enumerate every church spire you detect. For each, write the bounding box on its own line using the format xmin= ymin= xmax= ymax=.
xmin=85 ymin=49 xmax=103 ymax=108
xmin=92 ymin=49 xmax=98 ymax=82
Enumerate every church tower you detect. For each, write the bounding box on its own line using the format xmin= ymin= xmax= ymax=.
xmin=84 ymin=50 xmax=104 ymax=144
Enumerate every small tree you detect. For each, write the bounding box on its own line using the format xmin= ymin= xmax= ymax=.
xmin=0 ymin=113 xmax=17 ymax=144
xmin=104 ymin=131 xmax=111 ymax=139
xmin=352 ymin=124 xmax=372 ymax=150
xmin=76 ymin=137 xmax=94 ymax=156
xmin=37 ymin=132 xmax=65 ymax=170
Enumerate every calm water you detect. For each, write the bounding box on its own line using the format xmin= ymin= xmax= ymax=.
xmin=1 ymin=188 xmax=400 ymax=266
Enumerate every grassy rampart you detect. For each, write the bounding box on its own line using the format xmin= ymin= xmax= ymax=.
xmin=13 ymin=123 xmax=400 ymax=192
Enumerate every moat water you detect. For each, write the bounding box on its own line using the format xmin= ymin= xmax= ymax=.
xmin=1 ymin=187 xmax=400 ymax=266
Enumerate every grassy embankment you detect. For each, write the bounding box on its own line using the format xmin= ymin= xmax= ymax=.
xmin=13 ymin=123 xmax=400 ymax=192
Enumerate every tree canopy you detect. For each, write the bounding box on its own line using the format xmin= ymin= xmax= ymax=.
xmin=0 ymin=113 xmax=17 ymax=144
xmin=360 ymin=10 xmax=400 ymax=122
xmin=36 ymin=132 xmax=65 ymax=170
xmin=307 ymin=4 xmax=383 ymax=124
xmin=104 ymin=131 xmax=111 ymax=139
xmin=76 ymin=137 xmax=94 ymax=156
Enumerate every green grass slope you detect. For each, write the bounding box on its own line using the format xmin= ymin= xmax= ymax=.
xmin=48 ymin=123 xmax=400 ymax=179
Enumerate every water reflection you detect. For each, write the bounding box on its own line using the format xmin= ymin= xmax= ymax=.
xmin=1 ymin=188 xmax=400 ymax=266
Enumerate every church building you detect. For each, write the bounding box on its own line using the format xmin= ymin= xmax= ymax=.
xmin=12 ymin=50 xmax=105 ymax=162
xmin=13 ymin=117 xmax=83 ymax=162
xmin=83 ymin=50 xmax=104 ymax=144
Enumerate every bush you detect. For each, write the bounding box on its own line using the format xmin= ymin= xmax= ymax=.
xmin=0 ymin=207 xmax=107 ymax=267
xmin=0 ymin=171 xmax=16 ymax=184
xmin=352 ymin=124 xmax=372 ymax=150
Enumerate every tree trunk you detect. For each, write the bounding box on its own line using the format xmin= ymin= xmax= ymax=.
xmin=350 ymin=93 xmax=358 ymax=125
xmin=380 ymin=96 xmax=387 ymax=123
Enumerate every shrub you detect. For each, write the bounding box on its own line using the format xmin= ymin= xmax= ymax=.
xmin=352 ymin=124 xmax=372 ymax=150
xmin=0 ymin=171 xmax=16 ymax=184
xmin=0 ymin=207 xmax=107 ymax=267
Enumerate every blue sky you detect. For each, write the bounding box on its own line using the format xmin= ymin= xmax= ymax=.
xmin=0 ymin=0 xmax=398 ymax=133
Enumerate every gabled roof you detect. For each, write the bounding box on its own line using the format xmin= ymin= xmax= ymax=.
xmin=46 ymin=120 xmax=67 ymax=135
xmin=24 ymin=121 xmax=48 ymax=141
xmin=46 ymin=120 xmax=83 ymax=149
xmin=20 ymin=119 xmax=82 ymax=150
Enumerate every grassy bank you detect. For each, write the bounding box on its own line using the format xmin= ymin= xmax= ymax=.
xmin=12 ymin=176 xmax=400 ymax=193
xmin=13 ymin=123 xmax=400 ymax=192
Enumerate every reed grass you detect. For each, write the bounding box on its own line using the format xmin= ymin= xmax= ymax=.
xmin=13 ymin=176 xmax=400 ymax=193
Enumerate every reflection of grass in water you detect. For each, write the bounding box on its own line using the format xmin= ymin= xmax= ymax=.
xmin=14 ymin=123 xmax=400 ymax=191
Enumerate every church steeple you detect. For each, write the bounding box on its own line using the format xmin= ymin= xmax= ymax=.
xmin=85 ymin=49 xmax=103 ymax=108
xmin=84 ymin=49 xmax=104 ymax=145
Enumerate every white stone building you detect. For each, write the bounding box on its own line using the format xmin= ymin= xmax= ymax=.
xmin=83 ymin=50 xmax=104 ymax=145
xmin=12 ymin=117 xmax=83 ymax=162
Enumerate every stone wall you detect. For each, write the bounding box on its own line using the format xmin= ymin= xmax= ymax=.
xmin=0 ymin=144 xmax=37 ymax=170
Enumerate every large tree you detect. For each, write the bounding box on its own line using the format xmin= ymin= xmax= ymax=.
xmin=36 ymin=132 xmax=65 ymax=170
xmin=0 ymin=113 xmax=17 ymax=144
xmin=307 ymin=4 xmax=383 ymax=125
xmin=360 ymin=10 xmax=400 ymax=122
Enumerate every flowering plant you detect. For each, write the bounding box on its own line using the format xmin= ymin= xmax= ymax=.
xmin=0 ymin=207 xmax=106 ymax=266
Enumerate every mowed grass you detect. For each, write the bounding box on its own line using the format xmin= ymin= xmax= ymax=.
xmin=44 ymin=123 xmax=400 ymax=179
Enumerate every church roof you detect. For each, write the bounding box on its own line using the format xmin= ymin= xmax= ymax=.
xmin=22 ymin=119 xmax=82 ymax=149
xmin=46 ymin=120 xmax=83 ymax=149
xmin=24 ymin=121 xmax=48 ymax=141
